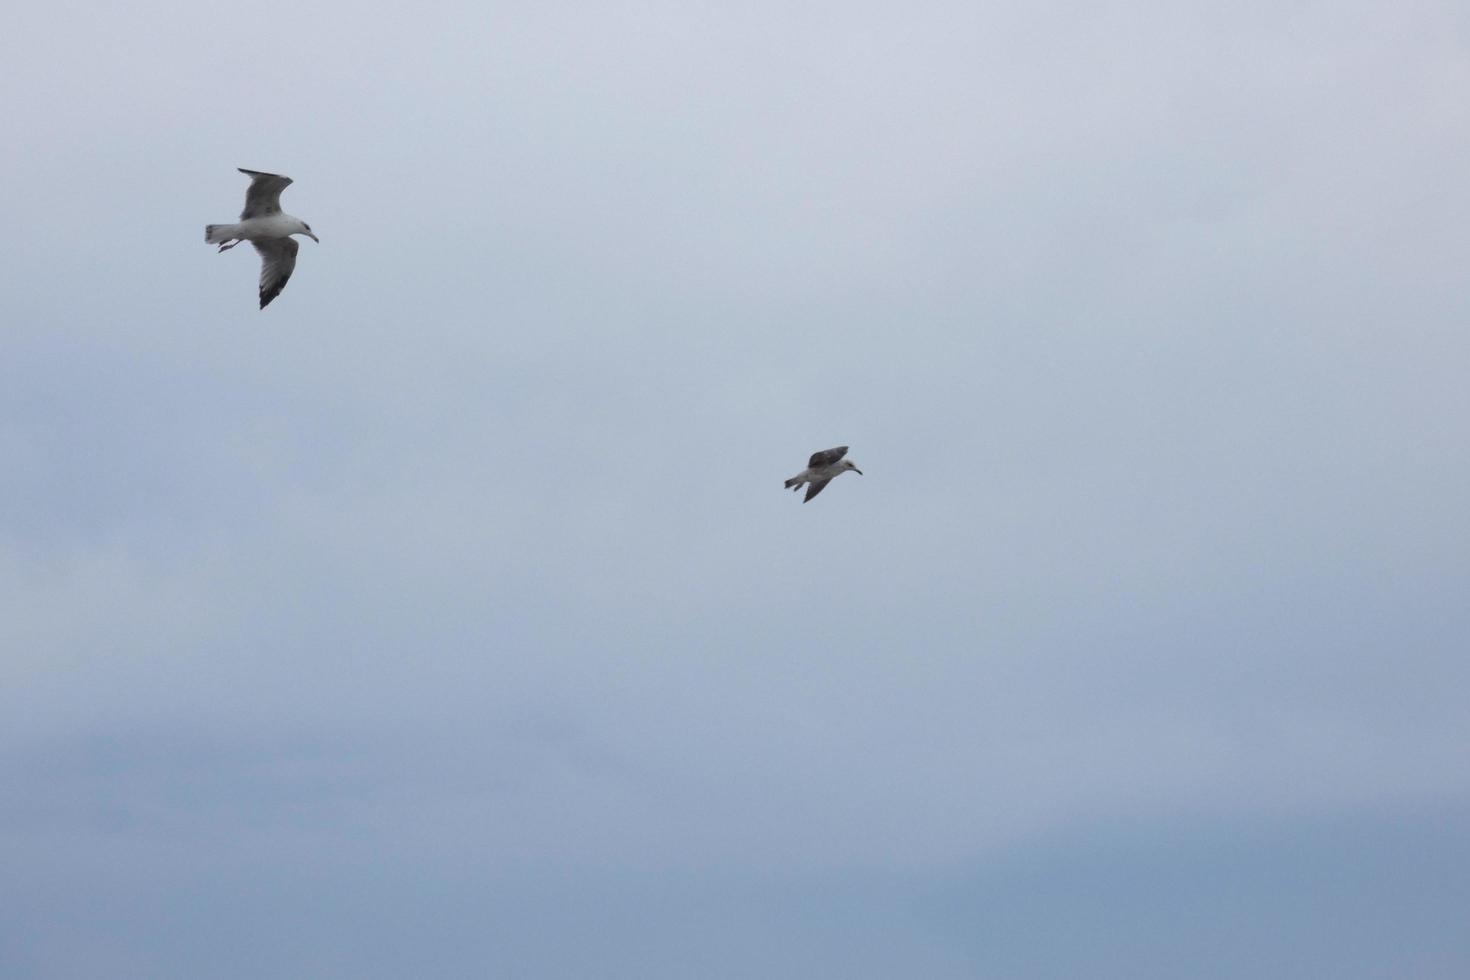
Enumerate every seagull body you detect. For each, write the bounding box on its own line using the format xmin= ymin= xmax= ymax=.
xmin=784 ymin=446 xmax=863 ymax=502
xmin=205 ymin=168 xmax=319 ymax=309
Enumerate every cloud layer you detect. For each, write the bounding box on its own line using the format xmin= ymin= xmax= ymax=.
xmin=2 ymin=1 xmax=1468 ymax=975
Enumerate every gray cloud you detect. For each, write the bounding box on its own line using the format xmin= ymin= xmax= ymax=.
xmin=2 ymin=0 xmax=1468 ymax=975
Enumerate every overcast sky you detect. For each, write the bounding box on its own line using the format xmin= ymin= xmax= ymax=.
xmin=2 ymin=1 xmax=1469 ymax=976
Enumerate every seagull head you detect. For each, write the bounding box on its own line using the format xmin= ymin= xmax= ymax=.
xmin=842 ymin=459 xmax=863 ymax=476
xmin=296 ymin=219 xmax=319 ymax=243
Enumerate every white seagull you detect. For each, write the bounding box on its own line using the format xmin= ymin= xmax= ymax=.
xmin=784 ymin=446 xmax=863 ymax=502
xmin=205 ymin=168 xmax=319 ymax=309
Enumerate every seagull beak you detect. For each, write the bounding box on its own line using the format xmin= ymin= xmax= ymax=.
xmin=854 ymin=467 xmax=863 ymax=475
xmin=307 ymin=232 xmax=320 ymax=243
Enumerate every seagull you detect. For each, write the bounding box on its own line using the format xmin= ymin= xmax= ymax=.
xmin=784 ymin=446 xmax=863 ymax=502
xmin=205 ymin=168 xmax=319 ymax=309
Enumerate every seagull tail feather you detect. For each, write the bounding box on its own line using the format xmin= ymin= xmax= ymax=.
xmin=784 ymin=477 xmax=801 ymax=490
xmin=205 ymin=224 xmax=237 ymax=245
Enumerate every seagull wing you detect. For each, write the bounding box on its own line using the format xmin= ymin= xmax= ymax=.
xmin=253 ymin=237 xmax=299 ymax=309
xmin=807 ymin=446 xmax=848 ymax=469
xmin=803 ymin=478 xmax=833 ymax=503
xmin=238 ymin=168 xmax=293 ymax=220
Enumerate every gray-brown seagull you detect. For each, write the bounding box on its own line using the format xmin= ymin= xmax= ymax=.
xmin=784 ymin=446 xmax=863 ymax=502
xmin=205 ymin=168 xmax=319 ymax=309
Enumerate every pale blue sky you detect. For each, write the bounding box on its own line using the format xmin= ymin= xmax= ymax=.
xmin=2 ymin=1 xmax=1468 ymax=976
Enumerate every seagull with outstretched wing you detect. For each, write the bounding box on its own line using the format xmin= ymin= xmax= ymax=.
xmin=204 ymin=168 xmax=319 ymax=309
xmin=784 ymin=446 xmax=863 ymax=502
